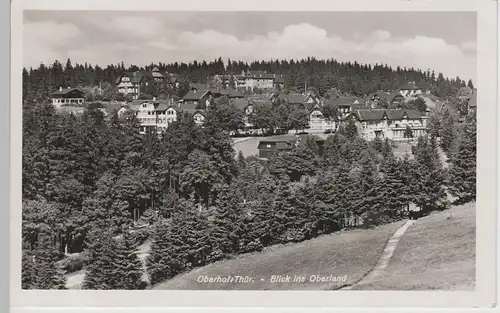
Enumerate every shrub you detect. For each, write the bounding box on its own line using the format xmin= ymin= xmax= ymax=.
xmin=363 ymin=212 xmax=393 ymax=228
xmin=58 ymin=251 xmax=90 ymax=274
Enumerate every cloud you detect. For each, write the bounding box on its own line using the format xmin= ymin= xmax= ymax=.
xmin=107 ymin=16 xmax=166 ymax=39
xmin=23 ymin=20 xmax=476 ymax=81
xmin=23 ymin=21 xmax=85 ymax=67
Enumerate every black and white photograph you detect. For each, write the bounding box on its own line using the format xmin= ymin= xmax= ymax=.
xmin=10 ymin=0 xmax=498 ymax=309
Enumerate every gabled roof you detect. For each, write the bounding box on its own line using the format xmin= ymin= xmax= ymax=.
xmin=190 ymin=83 xmax=210 ymax=90
xmin=259 ymin=135 xmax=298 ymax=143
xmin=52 ymin=87 xmax=85 ymax=96
xmin=352 ymin=109 xmax=422 ymax=122
xmin=231 ymin=98 xmax=252 ymax=112
xmin=182 ymin=90 xmax=211 ymax=101
xmin=325 ymin=96 xmax=359 ymax=106
xmin=116 ymin=71 xmax=153 ymax=84
xmin=105 ymin=102 xmax=129 ymax=113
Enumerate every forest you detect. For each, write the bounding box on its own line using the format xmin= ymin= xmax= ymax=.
xmin=22 ymin=57 xmax=474 ymax=105
xmin=21 ymin=87 xmax=477 ymax=289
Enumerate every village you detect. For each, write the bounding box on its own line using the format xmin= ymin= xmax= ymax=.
xmin=49 ymin=66 xmax=477 ymax=159
xmin=22 ymin=56 xmax=478 ymax=292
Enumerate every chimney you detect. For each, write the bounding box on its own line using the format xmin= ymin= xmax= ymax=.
xmin=153 ymin=97 xmax=156 ymax=101
xmin=273 ymin=73 xmax=276 ymax=78
xmin=59 ymin=87 xmax=63 ymax=91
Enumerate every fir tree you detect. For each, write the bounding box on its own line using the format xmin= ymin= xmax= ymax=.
xmin=448 ymin=112 xmax=476 ymax=203
xmin=32 ymin=228 xmax=66 ymax=289
xmin=82 ymin=230 xmax=116 ymax=289
xmin=22 ymin=247 xmax=35 ymax=289
xmin=112 ymin=233 xmax=144 ymax=289
xmin=440 ymin=109 xmax=458 ymax=158
xmin=146 ymin=221 xmax=181 ymax=285
xmin=211 ymin=184 xmax=245 ymax=257
xmin=355 ymin=153 xmax=382 ymax=218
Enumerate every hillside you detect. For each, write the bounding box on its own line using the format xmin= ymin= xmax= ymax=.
xmin=351 ymin=202 xmax=475 ymax=290
xmin=152 ymin=221 xmax=405 ymax=290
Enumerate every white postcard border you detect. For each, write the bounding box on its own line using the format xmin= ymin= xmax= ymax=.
xmin=10 ymin=0 xmax=497 ymax=308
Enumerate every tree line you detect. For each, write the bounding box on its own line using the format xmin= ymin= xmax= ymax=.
xmin=23 ymin=57 xmax=474 ymax=105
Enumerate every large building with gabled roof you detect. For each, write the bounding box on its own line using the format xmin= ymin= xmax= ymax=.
xmin=345 ymin=108 xmax=428 ymax=141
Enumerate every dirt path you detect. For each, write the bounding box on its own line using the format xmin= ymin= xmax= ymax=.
xmin=340 ymin=219 xmax=415 ymax=290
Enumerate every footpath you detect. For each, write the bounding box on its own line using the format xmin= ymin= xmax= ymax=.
xmin=340 ymin=219 xmax=415 ymax=290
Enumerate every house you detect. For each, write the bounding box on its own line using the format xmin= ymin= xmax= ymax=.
xmin=182 ymin=89 xmax=213 ymax=107
xmin=257 ymin=135 xmax=299 ymax=158
xmin=345 ymin=109 xmax=428 ymax=141
xmin=51 ymin=87 xmax=85 ymax=108
xmin=234 ymin=70 xmax=282 ymax=90
xmin=307 ymin=103 xmax=336 ymax=133
xmin=231 ymin=98 xmax=257 ymax=128
xmin=325 ymin=96 xmax=366 ymax=116
xmin=104 ymin=102 xmax=131 ymax=117
xmin=115 ymin=71 xmax=153 ymax=99
xmin=274 ymin=74 xmax=285 ymax=89
xmin=151 ymin=67 xmax=164 ymax=81
xmin=130 ymin=98 xmax=206 ymax=134
xmin=399 ymin=82 xmax=423 ymax=98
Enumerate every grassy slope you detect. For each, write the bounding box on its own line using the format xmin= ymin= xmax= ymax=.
xmin=153 ymin=221 xmax=404 ymax=290
xmin=352 ymin=202 xmax=475 ymax=290
xmin=233 ymin=137 xmax=261 ymax=158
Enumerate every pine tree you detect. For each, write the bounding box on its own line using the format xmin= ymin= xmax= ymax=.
xmin=356 ymin=153 xmax=382 ymax=219
xmin=211 ymin=184 xmax=244 ymax=257
xmin=379 ymin=158 xmax=406 ymax=219
xmin=146 ymin=221 xmax=180 ymax=285
xmin=82 ymin=230 xmax=116 ymax=289
xmin=112 ymin=233 xmax=144 ymax=289
xmin=174 ymin=199 xmax=212 ymax=268
xmin=448 ymin=112 xmax=476 ymax=203
xmin=440 ymin=109 xmax=458 ymax=158
xmin=32 ymin=228 xmax=66 ymax=289
xmin=22 ymin=247 xmax=35 ymax=289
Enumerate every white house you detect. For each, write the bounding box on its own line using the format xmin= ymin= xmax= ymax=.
xmin=346 ymin=109 xmax=429 ymax=141
xmin=399 ymin=82 xmax=423 ymax=98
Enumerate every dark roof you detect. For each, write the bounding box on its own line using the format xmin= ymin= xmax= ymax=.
xmin=274 ymin=75 xmax=285 ymax=84
xmin=281 ymin=93 xmax=306 ymax=104
xmin=259 ymin=135 xmax=298 ymax=143
xmin=353 ymin=109 xmax=422 ymax=121
xmin=191 ymin=83 xmax=210 ymax=90
xmin=105 ymin=102 xmax=128 ymax=113
xmin=51 ymin=88 xmax=85 ymax=96
xmin=116 ymin=71 xmax=153 ymax=84
xmin=325 ymin=96 xmax=359 ymax=106
xmin=224 ymin=89 xmax=245 ymax=98
xmin=231 ymin=99 xmax=251 ymax=112
xmin=178 ymin=101 xmax=204 ymax=114
xmin=399 ymin=82 xmax=422 ymax=90
xmin=182 ymin=90 xmax=211 ymax=101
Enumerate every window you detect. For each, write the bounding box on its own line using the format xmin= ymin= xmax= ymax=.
xmin=142 ymin=104 xmax=147 ymax=108
xmin=266 ymin=144 xmax=272 ymax=149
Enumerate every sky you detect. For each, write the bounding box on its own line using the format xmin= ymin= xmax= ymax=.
xmin=23 ymin=11 xmax=477 ymax=82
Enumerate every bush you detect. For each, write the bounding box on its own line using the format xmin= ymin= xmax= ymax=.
xmin=363 ymin=212 xmax=394 ymax=228
xmin=239 ymin=239 xmax=264 ymax=254
xmin=58 ymin=252 xmax=90 ymax=274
